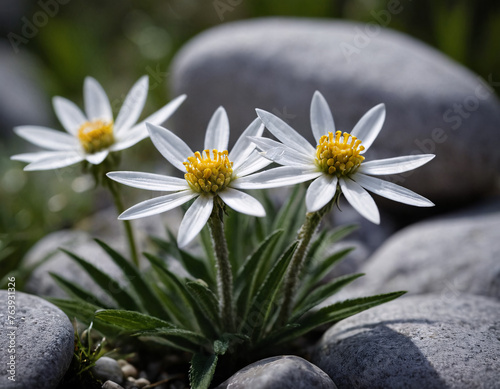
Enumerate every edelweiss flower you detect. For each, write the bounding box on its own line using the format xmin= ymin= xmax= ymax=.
xmin=108 ymin=107 xmax=275 ymax=247
xmin=252 ymin=91 xmax=434 ymax=223
xmin=11 ymin=76 xmax=186 ymax=170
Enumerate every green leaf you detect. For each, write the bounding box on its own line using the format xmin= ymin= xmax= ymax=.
xmin=95 ymin=309 xmax=175 ymax=331
xmin=49 ymin=272 xmax=111 ymax=309
xmin=291 ymin=273 xmax=365 ymax=322
xmin=145 ymin=253 xmax=218 ymax=338
xmin=247 ymin=241 xmax=298 ymax=340
xmin=304 ymin=247 xmax=355 ymax=291
xmin=48 ymin=298 xmax=101 ymax=324
xmin=152 ymin=233 xmax=215 ymax=287
xmin=186 ymin=281 xmax=221 ymax=330
xmin=94 ymin=239 xmax=168 ymax=320
xmin=235 ymin=229 xmax=283 ymax=318
xmin=268 ymin=291 xmax=406 ymax=346
xmin=133 ymin=327 xmax=208 ymax=350
xmin=60 ymin=248 xmax=141 ymax=312
xmin=189 ymin=353 xmax=218 ymax=389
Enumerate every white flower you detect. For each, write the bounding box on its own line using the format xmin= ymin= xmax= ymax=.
xmin=11 ymin=76 xmax=186 ymax=171
xmin=108 ymin=107 xmax=278 ymax=248
xmin=251 ymin=91 xmax=435 ymax=224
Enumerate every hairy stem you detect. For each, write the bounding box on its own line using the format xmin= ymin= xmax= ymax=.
xmin=278 ymin=199 xmax=333 ymax=325
xmin=208 ymin=199 xmax=235 ymax=333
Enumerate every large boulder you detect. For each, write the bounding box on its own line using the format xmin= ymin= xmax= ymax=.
xmin=313 ymin=294 xmax=500 ymax=388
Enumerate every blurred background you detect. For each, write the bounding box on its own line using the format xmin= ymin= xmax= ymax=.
xmin=1 ymin=0 xmax=499 ymax=283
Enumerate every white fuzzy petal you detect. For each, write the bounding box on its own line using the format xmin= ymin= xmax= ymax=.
xmin=84 ymin=77 xmax=113 ymax=122
xmin=219 ymin=187 xmax=265 ymax=217
xmin=204 ymin=106 xmax=229 ymax=151
xmin=229 ymin=118 xmax=264 ymax=170
xmin=111 ymin=128 xmax=148 ymax=152
xmin=250 ymin=136 xmax=315 ymax=167
xmin=358 ymin=154 xmax=435 ymax=175
xmin=119 ymin=191 xmax=196 ymax=220
xmin=114 ymin=76 xmax=149 ymax=134
xmin=233 ymin=166 xmax=322 ymax=190
xmin=14 ymin=126 xmax=78 ymax=150
xmin=233 ymin=150 xmax=273 ymax=178
xmin=52 ymin=96 xmax=87 ymax=135
xmin=350 ymin=103 xmax=385 ymax=152
xmin=11 ymin=152 xmax=56 ymax=163
xmin=85 ymin=150 xmax=109 ymax=165
xmin=353 ymin=173 xmax=434 ymax=207
xmin=107 ymin=171 xmax=189 ymax=191
xmin=177 ymin=195 xmax=213 ymax=248
xmin=147 ymin=123 xmax=193 ymax=172
xmin=24 ymin=151 xmax=84 ymax=171
xmin=310 ymin=91 xmax=335 ymax=140
xmin=305 ymin=174 xmax=338 ymax=212
xmin=339 ymin=177 xmax=380 ymax=224
xmin=256 ymin=109 xmax=315 ymax=156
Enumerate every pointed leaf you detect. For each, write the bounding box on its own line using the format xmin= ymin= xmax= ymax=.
xmin=186 ymin=281 xmax=221 ymax=330
xmin=50 ymin=272 xmax=111 ymax=309
xmin=189 ymin=353 xmax=218 ymax=389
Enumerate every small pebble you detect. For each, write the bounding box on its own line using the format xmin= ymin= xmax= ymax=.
xmin=117 ymin=359 xmax=128 ymax=368
xmin=121 ymin=363 xmax=139 ymax=378
xmin=135 ymin=378 xmax=151 ymax=388
xmin=102 ymin=380 xmax=125 ymax=389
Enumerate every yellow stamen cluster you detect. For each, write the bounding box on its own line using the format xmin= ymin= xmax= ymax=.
xmin=315 ymin=131 xmax=365 ymax=176
xmin=78 ymin=120 xmax=115 ymax=154
xmin=184 ymin=149 xmax=233 ymax=194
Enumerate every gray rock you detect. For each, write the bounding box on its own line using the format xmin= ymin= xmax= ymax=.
xmin=313 ymin=294 xmax=500 ymax=389
xmin=0 ymin=41 xmax=51 ymax=138
xmin=0 ymin=290 xmax=74 ymax=389
xmin=170 ymin=18 xmax=500 ymax=206
xmin=334 ymin=206 xmax=500 ymax=302
xmin=91 ymin=357 xmax=124 ymax=385
xmin=216 ymin=355 xmax=337 ymax=389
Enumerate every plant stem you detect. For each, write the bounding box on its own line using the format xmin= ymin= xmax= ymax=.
xmin=277 ymin=200 xmax=333 ymax=326
xmin=208 ymin=198 xmax=235 ymax=333
xmin=107 ymin=179 xmax=139 ymax=267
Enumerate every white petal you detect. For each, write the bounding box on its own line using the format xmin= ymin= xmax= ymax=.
xmin=305 ymin=174 xmax=338 ymax=213
xmin=358 ymin=154 xmax=435 ymax=175
xmin=256 ymin=109 xmax=316 ymax=156
xmin=111 ymin=127 xmax=148 ymax=152
xmin=233 ymin=166 xmax=322 ymax=190
xmin=177 ymin=195 xmax=213 ymax=248
xmin=147 ymin=123 xmax=193 ymax=172
xmin=85 ymin=150 xmax=109 ymax=165
xmin=229 ymin=118 xmax=264 ymax=170
xmin=204 ymin=106 xmax=229 ymax=151
xmin=107 ymin=171 xmax=189 ymax=191
xmin=135 ymin=94 xmax=186 ymax=128
xmin=233 ymin=150 xmax=273 ymax=178
xmin=352 ymin=173 xmax=434 ymax=207
xmin=11 ymin=152 xmax=56 ymax=163
xmin=114 ymin=76 xmax=149 ymax=134
xmin=53 ymin=96 xmax=87 ymax=135
xmin=14 ymin=126 xmax=78 ymax=150
xmin=84 ymin=77 xmax=113 ymax=122
xmin=310 ymin=91 xmax=335 ymax=140
xmin=24 ymin=151 xmax=84 ymax=171
xmin=219 ymin=187 xmax=265 ymax=217
xmin=339 ymin=177 xmax=380 ymax=224
xmin=119 ymin=191 xmax=196 ymax=220
xmin=350 ymin=103 xmax=385 ymax=152
xmin=249 ymin=136 xmax=315 ymax=167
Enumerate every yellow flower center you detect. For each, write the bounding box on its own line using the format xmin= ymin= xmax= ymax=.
xmin=77 ymin=120 xmax=115 ymax=154
xmin=184 ymin=149 xmax=233 ymax=194
xmin=315 ymin=131 xmax=365 ymax=176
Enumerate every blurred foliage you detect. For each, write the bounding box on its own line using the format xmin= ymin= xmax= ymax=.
xmin=1 ymin=0 xmax=499 ymax=282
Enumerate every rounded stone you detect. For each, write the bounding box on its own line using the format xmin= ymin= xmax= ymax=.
xmin=0 ymin=290 xmax=74 ymax=389
xmin=313 ymin=294 xmax=500 ymax=388
xmin=170 ymin=18 xmax=500 ymax=207
xmin=216 ymin=355 xmax=337 ymax=389
xmin=91 ymin=357 xmax=124 ymax=385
